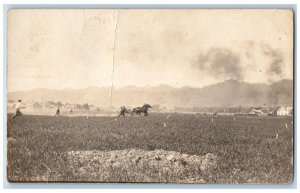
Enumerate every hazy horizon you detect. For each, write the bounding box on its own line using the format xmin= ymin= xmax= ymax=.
xmin=7 ymin=9 xmax=293 ymax=92
xmin=7 ymin=77 xmax=293 ymax=109
xmin=7 ymin=78 xmax=293 ymax=94
xmin=7 ymin=78 xmax=293 ymax=93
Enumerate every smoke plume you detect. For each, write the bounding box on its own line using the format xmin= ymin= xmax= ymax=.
xmin=262 ymin=45 xmax=284 ymax=77
xmin=194 ymin=48 xmax=243 ymax=80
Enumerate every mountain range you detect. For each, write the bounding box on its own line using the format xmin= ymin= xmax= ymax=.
xmin=7 ymin=79 xmax=293 ymax=108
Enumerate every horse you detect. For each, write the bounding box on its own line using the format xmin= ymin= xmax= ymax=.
xmin=132 ymin=104 xmax=152 ymax=116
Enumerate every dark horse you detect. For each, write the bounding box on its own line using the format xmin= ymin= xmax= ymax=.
xmin=132 ymin=104 xmax=152 ymax=116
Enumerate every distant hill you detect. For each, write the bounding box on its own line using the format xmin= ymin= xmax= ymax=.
xmin=7 ymin=79 xmax=293 ymax=108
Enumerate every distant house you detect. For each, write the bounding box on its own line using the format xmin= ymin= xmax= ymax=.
xmin=64 ymin=104 xmax=73 ymax=109
xmin=277 ymin=107 xmax=293 ymax=116
xmin=248 ymin=106 xmax=270 ymax=116
xmin=248 ymin=109 xmax=265 ymax=116
xmin=248 ymin=105 xmax=283 ymax=116
xmin=90 ymin=107 xmax=101 ymax=111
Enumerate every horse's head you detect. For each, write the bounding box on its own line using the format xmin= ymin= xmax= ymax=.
xmin=143 ymin=104 xmax=151 ymax=109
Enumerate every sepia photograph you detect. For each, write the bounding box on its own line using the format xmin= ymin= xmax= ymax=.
xmin=6 ymin=9 xmax=294 ymax=183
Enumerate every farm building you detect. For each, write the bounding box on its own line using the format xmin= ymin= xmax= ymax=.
xmin=248 ymin=109 xmax=266 ymax=116
xmin=248 ymin=105 xmax=282 ymax=116
xmin=248 ymin=105 xmax=270 ymax=116
xmin=277 ymin=107 xmax=293 ymax=116
xmin=90 ymin=106 xmax=102 ymax=111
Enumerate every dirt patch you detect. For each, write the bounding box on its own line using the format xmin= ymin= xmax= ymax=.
xmin=66 ymin=149 xmax=218 ymax=183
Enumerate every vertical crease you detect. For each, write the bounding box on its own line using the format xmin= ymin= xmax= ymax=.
xmin=108 ymin=10 xmax=120 ymax=114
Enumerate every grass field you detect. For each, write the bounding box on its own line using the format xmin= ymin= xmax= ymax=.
xmin=6 ymin=113 xmax=293 ymax=183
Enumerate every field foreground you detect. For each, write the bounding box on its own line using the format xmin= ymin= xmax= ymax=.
xmin=7 ymin=113 xmax=293 ymax=183
xmin=67 ymin=149 xmax=217 ymax=183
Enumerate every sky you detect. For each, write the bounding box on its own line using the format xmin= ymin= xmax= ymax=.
xmin=7 ymin=9 xmax=293 ymax=92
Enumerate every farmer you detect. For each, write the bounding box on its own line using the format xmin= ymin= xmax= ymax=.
xmin=55 ymin=108 xmax=60 ymax=117
xmin=12 ymin=99 xmax=26 ymax=120
xmin=119 ymin=106 xmax=126 ymax=117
